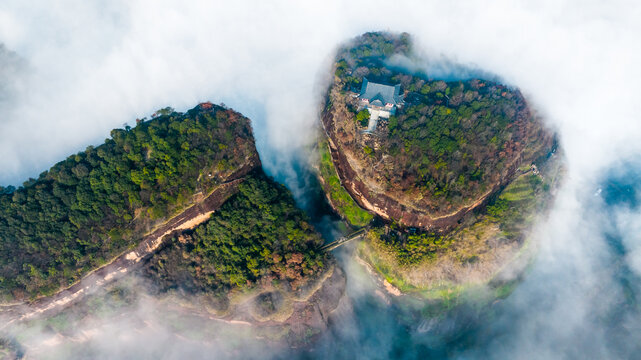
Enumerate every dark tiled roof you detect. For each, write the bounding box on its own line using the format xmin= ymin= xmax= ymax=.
xmin=359 ymin=78 xmax=401 ymax=106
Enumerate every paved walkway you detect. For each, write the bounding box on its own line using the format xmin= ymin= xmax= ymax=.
xmin=366 ymin=111 xmax=380 ymax=132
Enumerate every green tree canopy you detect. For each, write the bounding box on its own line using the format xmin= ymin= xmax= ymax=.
xmin=0 ymin=103 xmax=257 ymax=301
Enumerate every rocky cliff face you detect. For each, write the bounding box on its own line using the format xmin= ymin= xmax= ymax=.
xmin=2 ymin=264 xmax=347 ymax=357
xmin=217 ymin=264 xmax=347 ymax=346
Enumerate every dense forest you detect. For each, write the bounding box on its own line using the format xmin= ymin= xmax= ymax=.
xmin=144 ymin=171 xmax=327 ymax=296
xmin=332 ymin=32 xmax=548 ymax=212
xmin=0 ymin=103 xmax=257 ymax=301
xmin=380 ymin=77 xmax=528 ymax=207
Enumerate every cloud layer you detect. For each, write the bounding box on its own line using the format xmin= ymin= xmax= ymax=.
xmin=1 ymin=0 xmax=641 ymax=359
xmin=1 ymin=0 xmax=639 ymax=185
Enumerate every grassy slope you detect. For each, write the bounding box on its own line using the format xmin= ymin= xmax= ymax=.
xmin=358 ymin=155 xmax=561 ymax=301
xmin=317 ymin=137 xmax=373 ymax=227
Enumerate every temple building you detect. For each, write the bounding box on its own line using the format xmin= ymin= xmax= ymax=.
xmin=358 ymin=78 xmax=403 ymax=118
xmin=358 ymin=78 xmax=403 ymax=132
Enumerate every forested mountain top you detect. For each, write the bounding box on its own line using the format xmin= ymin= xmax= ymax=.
xmin=319 ymin=32 xmax=562 ymax=295
xmin=0 ymin=103 xmax=259 ymax=301
xmin=324 ymin=32 xmax=555 ymax=220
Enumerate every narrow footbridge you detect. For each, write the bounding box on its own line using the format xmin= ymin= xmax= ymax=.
xmin=320 ymin=227 xmax=369 ymax=252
